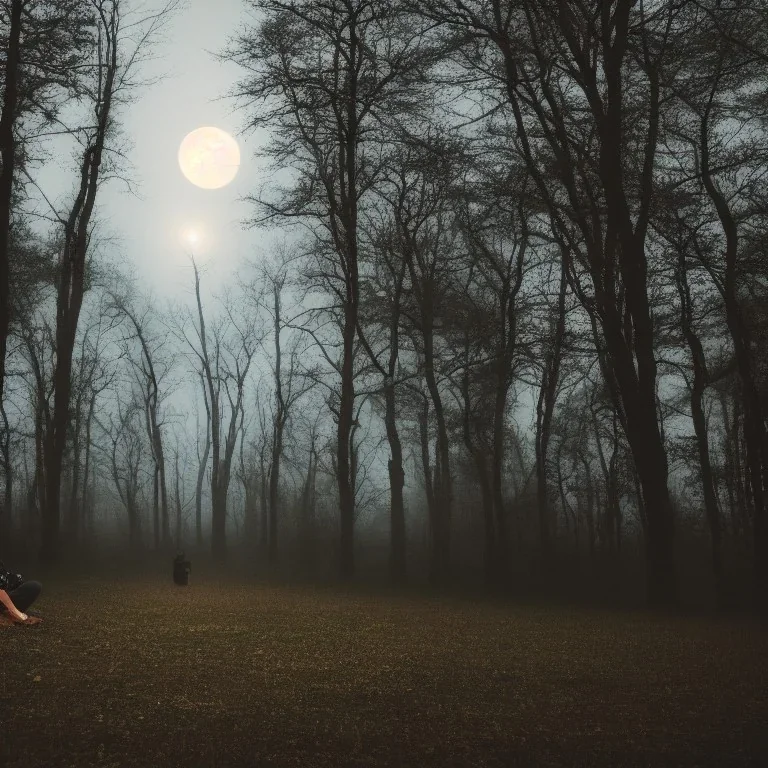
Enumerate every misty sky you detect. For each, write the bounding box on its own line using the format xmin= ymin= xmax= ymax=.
xmin=33 ymin=0 xmax=269 ymax=297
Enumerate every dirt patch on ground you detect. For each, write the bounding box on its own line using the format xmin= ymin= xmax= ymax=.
xmin=1 ymin=576 xmax=766 ymax=767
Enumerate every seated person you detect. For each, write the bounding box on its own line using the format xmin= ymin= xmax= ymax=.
xmin=0 ymin=560 xmax=43 ymax=625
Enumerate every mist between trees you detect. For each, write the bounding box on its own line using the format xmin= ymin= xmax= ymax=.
xmin=1 ymin=0 xmax=767 ymax=614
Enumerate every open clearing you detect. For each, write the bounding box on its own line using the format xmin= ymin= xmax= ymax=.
xmin=1 ymin=573 xmax=766 ymax=767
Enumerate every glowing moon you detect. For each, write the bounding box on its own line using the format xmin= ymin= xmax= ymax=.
xmin=178 ymin=127 xmax=240 ymax=189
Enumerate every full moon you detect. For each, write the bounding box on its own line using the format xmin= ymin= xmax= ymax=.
xmin=178 ymin=127 xmax=240 ymax=189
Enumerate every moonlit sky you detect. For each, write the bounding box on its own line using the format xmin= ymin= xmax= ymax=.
xmin=31 ymin=0 xmax=270 ymax=296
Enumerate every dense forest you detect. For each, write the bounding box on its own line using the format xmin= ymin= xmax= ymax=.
xmin=1 ymin=0 xmax=767 ymax=614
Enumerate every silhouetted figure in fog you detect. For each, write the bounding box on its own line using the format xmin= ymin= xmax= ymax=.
xmin=173 ymin=552 xmax=191 ymax=585
xmin=0 ymin=559 xmax=43 ymax=625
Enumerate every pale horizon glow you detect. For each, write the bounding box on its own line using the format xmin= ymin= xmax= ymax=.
xmin=178 ymin=126 xmax=241 ymax=190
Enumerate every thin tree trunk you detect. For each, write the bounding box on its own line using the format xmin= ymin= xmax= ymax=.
xmin=0 ymin=403 xmax=13 ymax=548
xmin=81 ymin=393 xmax=95 ymax=546
xmin=581 ymin=456 xmax=596 ymax=563
xmin=418 ymin=393 xmax=435 ymax=545
xmin=0 ymin=0 xmax=22 ymax=406
xmin=337 ymin=303 xmax=356 ymax=581
xmin=268 ymin=419 xmax=282 ymax=564
xmin=152 ymin=466 xmax=160 ymax=549
xmin=299 ymin=438 xmax=317 ymax=571
xmin=157 ymin=435 xmax=170 ymax=549
xmin=460 ymin=345 xmax=496 ymax=584
xmin=41 ymin=15 xmax=117 ymax=565
xmin=423 ymin=324 xmax=451 ymax=585
xmin=700 ymin=108 xmax=767 ymax=613
xmin=195 ymin=380 xmax=210 ymax=551
xmin=676 ymin=253 xmax=723 ymax=600
xmin=174 ymin=451 xmax=182 ymax=550
xmin=66 ymin=388 xmax=84 ymax=548
xmin=535 ymin=259 xmax=567 ymax=558
xmin=269 ymin=284 xmax=283 ymax=564
xmin=719 ymin=389 xmax=739 ymax=538
xmin=259 ymin=439 xmax=269 ymax=553
xmin=384 ymin=377 xmax=406 ymax=583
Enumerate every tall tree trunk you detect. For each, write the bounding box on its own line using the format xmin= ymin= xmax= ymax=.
xmin=195 ymin=379 xmax=210 ymax=551
xmin=361 ymin=255 xmax=408 ymax=585
xmin=259 ymin=440 xmax=269 ymax=553
xmin=299 ymin=438 xmax=318 ymax=572
xmin=700 ymin=109 xmax=768 ymax=613
xmin=490 ymin=380 xmax=508 ymax=576
xmin=192 ymin=262 xmax=224 ymax=561
xmin=152 ymin=466 xmax=160 ymax=549
xmin=157 ymin=434 xmax=170 ymax=549
xmin=41 ymin=14 xmax=117 ymax=565
xmin=239 ymin=430 xmax=258 ymax=554
xmin=210 ymin=479 xmax=227 ymax=560
xmin=476 ymin=454 xmax=495 ymax=586
xmin=422 ymin=323 xmax=451 ymax=585
xmin=535 ymin=259 xmax=567 ymax=558
xmin=720 ymin=389 xmax=744 ymax=540
xmin=0 ymin=403 xmax=13 ymax=548
xmin=0 ymin=455 xmax=11 ymax=550
xmin=195 ymin=436 xmax=208 ymax=551
xmin=580 ymin=455 xmax=596 ymax=563
xmin=269 ymin=284 xmax=283 ymax=565
xmin=66 ymin=390 xmax=84 ymax=548
xmin=337 ymin=303 xmax=356 ymax=581
xmin=418 ymin=393 xmax=436 ymax=548
xmin=676 ymin=253 xmax=723 ymax=601
xmin=460 ymin=347 xmax=496 ymax=584
xmin=174 ymin=451 xmax=182 ymax=550
xmin=268 ymin=420 xmax=282 ymax=564
xmin=0 ymin=0 xmax=22 ymax=405
xmin=81 ymin=393 xmax=95 ymax=547
xmin=384 ymin=376 xmax=406 ymax=584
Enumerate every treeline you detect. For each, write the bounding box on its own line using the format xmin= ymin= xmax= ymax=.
xmin=1 ymin=1 xmax=767 ymax=613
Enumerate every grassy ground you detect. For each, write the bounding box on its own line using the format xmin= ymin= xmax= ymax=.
xmin=1 ymin=569 xmax=766 ymax=767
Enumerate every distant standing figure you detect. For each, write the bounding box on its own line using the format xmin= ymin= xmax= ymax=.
xmin=0 ymin=559 xmax=43 ymax=625
xmin=173 ymin=552 xmax=191 ymax=586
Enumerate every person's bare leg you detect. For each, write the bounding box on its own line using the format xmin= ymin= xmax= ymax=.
xmin=7 ymin=581 xmax=42 ymax=612
xmin=0 ymin=581 xmax=44 ymax=625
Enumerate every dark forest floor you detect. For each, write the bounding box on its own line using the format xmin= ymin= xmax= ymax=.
xmin=1 ymin=568 xmax=767 ymax=768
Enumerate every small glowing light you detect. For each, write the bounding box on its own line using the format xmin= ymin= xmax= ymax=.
xmin=178 ymin=224 xmax=205 ymax=252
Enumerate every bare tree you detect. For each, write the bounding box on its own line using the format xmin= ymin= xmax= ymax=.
xmin=65 ymin=296 xmax=117 ymax=548
xmin=175 ymin=261 xmax=259 ymax=561
xmin=251 ymin=259 xmax=316 ymax=564
xmin=415 ymin=0 xmax=688 ymax=607
xmin=99 ymin=393 xmax=146 ymax=553
xmin=0 ymin=0 xmax=93 ymax=405
xmin=357 ymin=218 xmax=410 ymax=583
xmin=109 ymin=289 xmax=175 ymax=551
xmin=668 ymin=0 xmax=768 ymax=612
xmin=226 ymin=0 xmax=442 ymax=579
xmin=39 ymin=0 xmax=180 ymax=564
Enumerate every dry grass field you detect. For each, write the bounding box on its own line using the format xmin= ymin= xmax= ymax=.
xmin=1 ymin=568 xmax=766 ymax=767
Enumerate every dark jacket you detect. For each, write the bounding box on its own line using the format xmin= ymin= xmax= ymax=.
xmin=0 ymin=561 xmax=23 ymax=592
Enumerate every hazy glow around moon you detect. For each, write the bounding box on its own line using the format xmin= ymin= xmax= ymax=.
xmin=178 ymin=223 xmax=208 ymax=255
xmin=178 ymin=126 xmax=240 ymax=189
